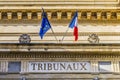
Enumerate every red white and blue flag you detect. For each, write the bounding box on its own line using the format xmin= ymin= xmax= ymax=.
xmin=69 ymin=12 xmax=78 ymax=41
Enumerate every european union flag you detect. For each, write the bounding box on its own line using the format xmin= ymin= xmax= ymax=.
xmin=39 ymin=11 xmax=51 ymax=39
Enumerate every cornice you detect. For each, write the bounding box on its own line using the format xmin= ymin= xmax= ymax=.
xmin=0 ymin=1 xmax=119 ymax=20
xmin=0 ymin=0 xmax=118 ymax=5
xmin=0 ymin=43 xmax=120 ymax=53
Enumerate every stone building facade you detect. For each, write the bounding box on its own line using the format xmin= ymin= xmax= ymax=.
xmin=0 ymin=0 xmax=120 ymax=80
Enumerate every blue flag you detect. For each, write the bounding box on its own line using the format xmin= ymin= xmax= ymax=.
xmin=39 ymin=11 xmax=51 ymax=39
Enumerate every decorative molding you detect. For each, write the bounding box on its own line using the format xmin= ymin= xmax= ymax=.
xmin=0 ymin=32 xmax=120 ymax=37
xmin=0 ymin=43 xmax=120 ymax=52
xmin=0 ymin=0 xmax=118 ymax=5
xmin=19 ymin=34 xmax=31 ymax=43
xmin=88 ymin=33 xmax=99 ymax=44
xmin=0 ymin=52 xmax=120 ymax=59
xmin=0 ymin=11 xmax=119 ymax=20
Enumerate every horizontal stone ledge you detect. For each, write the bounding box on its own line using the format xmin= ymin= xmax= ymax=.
xmin=1 ymin=32 xmax=120 ymax=36
xmin=0 ymin=6 xmax=118 ymax=10
xmin=1 ymin=73 xmax=120 ymax=79
xmin=1 ymin=43 xmax=120 ymax=46
xmin=0 ymin=48 xmax=120 ymax=52
xmin=0 ymin=43 xmax=120 ymax=52
xmin=0 ymin=1 xmax=118 ymax=5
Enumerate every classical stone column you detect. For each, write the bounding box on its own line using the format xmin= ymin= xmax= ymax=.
xmin=21 ymin=61 xmax=29 ymax=74
xmin=116 ymin=61 xmax=120 ymax=73
xmin=111 ymin=61 xmax=114 ymax=72
xmin=112 ymin=61 xmax=120 ymax=73
xmin=0 ymin=61 xmax=8 ymax=73
xmin=91 ymin=60 xmax=99 ymax=74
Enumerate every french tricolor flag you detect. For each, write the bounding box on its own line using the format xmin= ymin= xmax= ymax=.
xmin=69 ymin=12 xmax=78 ymax=41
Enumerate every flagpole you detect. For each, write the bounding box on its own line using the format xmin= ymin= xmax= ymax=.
xmin=61 ymin=27 xmax=69 ymax=42
xmin=61 ymin=11 xmax=78 ymax=42
xmin=41 ymin=8 xmax=58 ymax=42
xmin=50 ymin=27 xmax=58 ymax=42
